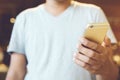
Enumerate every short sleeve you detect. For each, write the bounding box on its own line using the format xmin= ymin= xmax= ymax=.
xmin=94 ymin=7 xmax=117 ymax=43
xmin=7 ymin=13 xmax=26 ymax=55
xmin=94 ymin=7 xmax=108 ymax=23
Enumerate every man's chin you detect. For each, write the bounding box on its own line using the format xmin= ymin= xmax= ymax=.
xmin=54 ymin=0 xmax=70 ymax=3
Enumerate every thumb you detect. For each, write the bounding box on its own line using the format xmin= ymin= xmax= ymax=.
xmin=102 ymin=36 xmax=113 ymax=57
xmin=102 ymin=36 xmax=111 ymax=47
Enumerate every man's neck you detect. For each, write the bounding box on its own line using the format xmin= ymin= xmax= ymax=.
xmin=44 ymin=0 xmax=72 ymax=16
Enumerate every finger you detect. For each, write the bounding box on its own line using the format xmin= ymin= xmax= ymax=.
xmin=74 ymin=52 xmax=98 ymax=65
xmin=77 ymin=44 xmax=100 ymax=60
xmin=79 ymin=37 xmax=105 ymax=53
xmin=73 ymin=58 xmax=100 ymax=74
xmin=74 ymin=53 xmax=102 ymax=70
xmin=73 ymin=57 xmax=90 ymax=68
xmin=78 ymin=43 xmax=107 ymax=66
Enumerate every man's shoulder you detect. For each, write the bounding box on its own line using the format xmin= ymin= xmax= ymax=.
xmin=16 ymin=4 xmax=44 ymax=18
xmin=73 ymin=1 xmax=101 ymax=11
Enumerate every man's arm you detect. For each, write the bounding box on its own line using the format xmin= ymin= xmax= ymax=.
xmin=6 ymin=53 xmax=27 ymax=80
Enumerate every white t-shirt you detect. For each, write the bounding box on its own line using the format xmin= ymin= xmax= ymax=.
xmin=7 ymin=1 xmax=116 ymax=80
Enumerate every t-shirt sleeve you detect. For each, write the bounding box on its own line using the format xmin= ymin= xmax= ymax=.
xmin=94 ymin=7 xmax=108 ymax=23
xmin=7 ymin=13 xmax=26 ymax=55
xmin=94 ymin=7 xmax=117 ymax=43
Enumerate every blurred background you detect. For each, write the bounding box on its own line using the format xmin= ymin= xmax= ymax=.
xmin=0 ymin=0 xmax=120 ymax=80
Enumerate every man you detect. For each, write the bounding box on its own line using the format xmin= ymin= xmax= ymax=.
xmin=6 ymin=0 xmax=119 ymax=80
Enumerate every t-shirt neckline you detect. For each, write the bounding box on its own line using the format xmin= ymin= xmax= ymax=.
xmin=40 ymin=2 xmax=73 ymax=20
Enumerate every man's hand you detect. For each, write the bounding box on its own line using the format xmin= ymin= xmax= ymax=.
xmin=73 ymin=37 xmax=119 ymax=80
